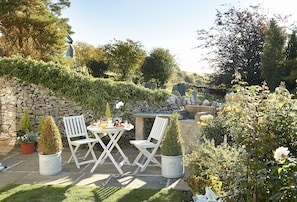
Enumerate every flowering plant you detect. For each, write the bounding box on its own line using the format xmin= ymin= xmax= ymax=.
xmin=258 ymin=146 xmax=297 ymax=201
xmin=274 ymin=146 xmax=290 ymax=163
xmin=16 ymin=130 xmax=38 ymax=144
xmin=114 ymin=101 xmax=125 ymax=119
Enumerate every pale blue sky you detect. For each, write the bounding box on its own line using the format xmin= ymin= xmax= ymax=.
xmin=62 ymin=0 xmax=296 ymax=73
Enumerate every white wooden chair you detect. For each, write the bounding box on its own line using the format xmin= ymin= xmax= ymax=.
xmin=63 ymin=115 xmax=97 ymax=169
xmin=130 ymin=116 xmax=168 ymax=172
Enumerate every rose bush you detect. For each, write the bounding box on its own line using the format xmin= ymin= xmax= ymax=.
xmin=185 ymin=82 xmax=297 ymax=201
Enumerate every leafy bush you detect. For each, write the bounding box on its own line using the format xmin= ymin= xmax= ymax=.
xmin=184 ymin=138 xmax=241 ymax=198
xmin=38 ymin=116 xmax=63 ymax=155
xmin=0 ymin=56 xmax=170 ymax=119
xmin=188 ymin=82 xmax=297 ymax=201
xmin=20 ymin=108 xmax=33 ymax=132
xmin=257 ymin=147 xmax=297 ymax=201
xmin=160 ymin=112 xmax=183 ymax=156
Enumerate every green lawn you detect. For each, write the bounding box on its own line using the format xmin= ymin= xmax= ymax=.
xmin=0 ymin=184 xmax=192 ymax=202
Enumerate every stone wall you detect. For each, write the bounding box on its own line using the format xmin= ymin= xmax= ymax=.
xmin=0 ymin=76 xmax=218 ymax=154
xmin=0 ymin=76 xmax=95 ymax=148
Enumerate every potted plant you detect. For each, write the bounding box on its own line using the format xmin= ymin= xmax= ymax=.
xmin=160 ymin=112 xmax=184 ymax=178
xmin=38 ymin=116 xmax=63 ymax=175
xmin=17 ymin=131 xmax=38 ymax=154
xmin=17 ymin=108 xmax=38 ymax=154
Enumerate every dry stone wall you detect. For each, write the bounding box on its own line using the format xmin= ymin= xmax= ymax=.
xmin=0 ymin=76 xmax=95 ymax=147
xmin=0 ymin=76 xmax=215 ymax=154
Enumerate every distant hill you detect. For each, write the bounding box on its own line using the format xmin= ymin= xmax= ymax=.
xmin=165 ymin=70 xmax=209 ymax=92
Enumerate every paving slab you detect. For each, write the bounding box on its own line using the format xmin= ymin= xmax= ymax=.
xmin=0 ymin=146 xmax=190 ymax=191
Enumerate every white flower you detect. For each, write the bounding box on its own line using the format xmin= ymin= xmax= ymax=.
xmin=200 ymin=114 xmax=214 ymax=121
xmin=116 ymin=101 xmax=124 ymax=109
xmin=274 ymin=146 xmax=290 ymax=163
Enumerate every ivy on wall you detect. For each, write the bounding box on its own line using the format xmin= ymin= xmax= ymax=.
xmin=0 ymin=56 xmax=170 ymax=117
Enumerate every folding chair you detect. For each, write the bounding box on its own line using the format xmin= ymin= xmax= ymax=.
xmin=63 ymin=115 xmax=97 ymax=169
xmin=130 ymin=116 xmax=168 ymax=172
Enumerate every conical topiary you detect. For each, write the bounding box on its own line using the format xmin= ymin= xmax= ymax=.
xmin=105 ymin=102 xmax=111 ymax=120
xmin=160 ymin=112 xmax=184 ymax=156
xmin=37 ymin=116 xmax=45 ymax=134
xmin=38 ymin=116 xmax=63 ymax=155
xmin=20 ymin=108 xmax=33 ymax=132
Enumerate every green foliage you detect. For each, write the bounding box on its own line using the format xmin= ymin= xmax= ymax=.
xmin=141 ymin=48 xmax=177 ymax=87
xmin=87 ymin=59 xmax=108 ymax=77
xmin=0 ymin=0 xmax=71 ymax=62
xmin=185 ymin=82 xmax=297 ymax=200
xmin=258 ymin=150 xmax=297 ymax=202
xmin=286 ymin=30 xmax=297 ymax=60
xmin=184 ymin=138 xmax=240 ymax=197
xmin=16 ymin=131 xmax=38 ymax=144
xmin=74 ymin=41 xmax=107 ymax=73
xmin=20 ymin=108 xmax=33 ymax=132
xmin=198 ymin=5 xmax=266 ymax=87
xmin=283 ymin=29 xmax=297 ymax=92
xmin=198 ymin=113 xmax=230 ymax=146
xmin=260 ymin=19 xmax=286 ymax=91
xmin=38 ymin=116 xmax=63 ymax=155
xmin=0 ymin=56 xmax=170 ymax=119
xmin=104 ymin=39 xmax=146 ymax=81
xmin=37 ymin=117 xmax=45 ymax=134
xmin=105 ymin=102 xmax=111 ymax=120
xmin=195 ymin=82 xmax=297 ymax=200
xmin=160 ymin=112 xmax=183 ymax=156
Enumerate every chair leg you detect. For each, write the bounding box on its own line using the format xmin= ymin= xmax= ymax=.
xmin=132 ymin=151 xmax=144 ymax=166
xmin=83 ymin=142 xmax=97 ymax=161
xmin=68 ymin=145 xmax=81 ymax=169
xmin=131 ymin=147 xmax=161 ymax=172
xmin=89 ymin=142 xmax=97 ymax=162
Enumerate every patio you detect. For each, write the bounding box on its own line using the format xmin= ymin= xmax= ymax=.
xmin=0 ymin=146 xmax=190 ymax=191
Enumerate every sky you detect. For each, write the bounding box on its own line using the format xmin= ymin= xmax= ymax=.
xmin=61 ymin=0 xmax=297 ymax=74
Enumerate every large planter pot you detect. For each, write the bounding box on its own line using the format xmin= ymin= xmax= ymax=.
xmin=161 ymin=155 xmax=184 ymax=178
xmin=20 ymin=142 xmax=35 ymax=154
xmin=39 ymin=151 xmax=62 ymax=175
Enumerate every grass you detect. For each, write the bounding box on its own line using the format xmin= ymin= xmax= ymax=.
xmin=0 ymin=184 xmax=192 ymax=202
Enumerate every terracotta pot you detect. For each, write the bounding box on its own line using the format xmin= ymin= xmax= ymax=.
xmin=20 ymin=142 xmax=35 ymax=154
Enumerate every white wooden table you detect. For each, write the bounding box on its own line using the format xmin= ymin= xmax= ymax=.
xmin=87 ymin=125 xmax=134 ymax=174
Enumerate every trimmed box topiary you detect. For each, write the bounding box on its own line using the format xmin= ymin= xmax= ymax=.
xmin=38 ymin=116 xmax=63 ymax=175
xmin=160 ymin=112 xmax=184 ymax=178
xmin=38 ymin=116 xmax=63 ymax=155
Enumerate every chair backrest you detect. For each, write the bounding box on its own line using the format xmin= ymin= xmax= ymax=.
xmin=148 ymin=116 xmax=169 ymax=142
xmin=63 ymin=115 xmax=88 ymax=141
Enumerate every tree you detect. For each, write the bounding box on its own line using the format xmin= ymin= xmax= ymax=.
xmin=0 ymin=0 xmax=71 ymax=62
xmin=260 ymin=19 xmax=286 ymax=90
xmin=74 ymin=41 xmax=107 ymax=74
xmin=283 ymin=29 xmax=297 ymax=92
xmin=197 ymin=5 xmax=267 ymax=87
xmin=104 ymin=39 xmax=146 ymax=81
xmin=86 ymin=59 xmax=108 ymax=78
xmin=141 ymin=48 xmax=177 ymax=87
xmin=286 ymin=30 xmax=297 ymax=60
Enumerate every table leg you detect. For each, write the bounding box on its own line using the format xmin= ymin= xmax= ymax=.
xmin=109 ymin=132 xmax=131 ymax=165
xmin=90 ymin=130 xmax=129 ymax=174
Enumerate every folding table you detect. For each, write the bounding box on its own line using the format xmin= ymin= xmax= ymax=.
xmin=87 ymin=125 xmax=134 ymax=174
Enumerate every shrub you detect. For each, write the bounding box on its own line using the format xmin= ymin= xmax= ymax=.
xmin=20 ymin=108 xmax=33 ymax=132
xmin=0 ymin=56 xmax=170 ymax=119
xmin=160 ymin=112 xmax=183 ymax=156
xmin=38 ymin=116 xmax=63 ymax=155
xmin=184 ymin=138 xmax=241 ymax=198
xmin=192 ymin=82 xmax=297 ymax=201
